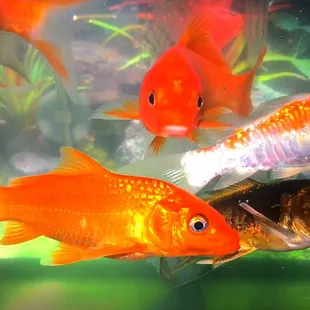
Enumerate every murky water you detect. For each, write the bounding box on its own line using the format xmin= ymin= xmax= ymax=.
xmin=1 ymin=0 xmax=310 ymax=309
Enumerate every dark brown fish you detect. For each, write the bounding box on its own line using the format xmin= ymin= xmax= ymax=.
xmin=160 ymin=178 xmax=310 ymax=280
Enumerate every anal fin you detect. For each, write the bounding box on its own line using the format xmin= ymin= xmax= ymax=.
xmin=0 ymin=221 xmax=41 ymax=245
xmin=41 ymin=242 xmax=149 ymax=266
xmin=41 ymin=242 xmax=86 ymax=266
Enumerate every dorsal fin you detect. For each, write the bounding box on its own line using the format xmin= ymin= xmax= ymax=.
xmin=48 ymin=147 xmax=111 ymax=176
xmin=8 ymin=147 xmax=112 ymax=187
xmin=9 ymin=175 xmax=41 ymax=187
xmin=178 ymin=13 xmax=230 ymax=70
xmin=198 ymin=178 xmax=262 ymax=204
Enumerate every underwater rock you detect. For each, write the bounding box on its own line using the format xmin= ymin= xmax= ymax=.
xmin=72 ymin=40 xmax=143 ymax=106
xmin=9 ymin=151 xmax=58 ymax=175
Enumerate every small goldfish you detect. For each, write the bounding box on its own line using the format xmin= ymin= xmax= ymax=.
xmin=0 ymin=0 xmax=86 ymax=80
xmin=160 ymin=178 xmax=310 ymax=282
xmin=101 ymin=13 xmax=266 ymax=155
xmin=0 ymin=147 xmax=239 ymax=266
xmin=118 ymin=93 xmax=310 ymax=194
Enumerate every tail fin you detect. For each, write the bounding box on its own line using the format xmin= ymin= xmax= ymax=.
xmin=31 ymin=39 xmax=69 ymax=80
xmin=232 ymin=46 xmax=267 ymax=116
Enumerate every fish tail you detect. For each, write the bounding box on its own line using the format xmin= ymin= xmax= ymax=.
xmin=31 ymin=39 xmax=69 ymax=80
xmin=231 ymin=46 xmax=267 ymax=116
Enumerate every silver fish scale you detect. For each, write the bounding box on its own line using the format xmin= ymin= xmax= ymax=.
xmin=219 ymin=126 xmax=310 ymax=173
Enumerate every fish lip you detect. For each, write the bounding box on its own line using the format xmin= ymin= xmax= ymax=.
xmin=161 ymin=125 xmax=188 ymax=137
xmin=213 ymin=244 xmax=240 ymax=256
xmin=211 ymin=231 xmax=240 ymax=256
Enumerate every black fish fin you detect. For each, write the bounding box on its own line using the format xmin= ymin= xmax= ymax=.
xmin=239 ymin=202 xmax=309 ymax=247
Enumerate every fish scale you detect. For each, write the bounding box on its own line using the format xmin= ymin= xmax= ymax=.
xmin=179 ymin=96 xmax=310 ymax=189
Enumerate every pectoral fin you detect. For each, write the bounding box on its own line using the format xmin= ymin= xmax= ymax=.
xmin=196 ymin=247 xmax=257 ymax=269
xmin=239 ymin=202 xmax=308 ymax=247
xmin=149 ymin=136 xmax=166 ymax=156
xmin=199 ymin=107 xmax=232 ymax=129
xmin=0 ymin=221 xmax=41 ymax=245
xmin=90 ymin=101 xmax=140 ymax=121
xmin=270 ymin=165 xmax=310 ymax=180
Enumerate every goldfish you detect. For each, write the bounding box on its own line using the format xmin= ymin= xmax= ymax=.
xmin=160 ymin=178 xmax=310 ymax=282
xmin=0 ymin=0 xmax=86 ymax=80
xmin=0 ymin=146 xmax=239 ymax=266
xmin=118 ymin=93 xmax=310 ymax=194
xmin=96 ymin=12 xmax=266 ymax=156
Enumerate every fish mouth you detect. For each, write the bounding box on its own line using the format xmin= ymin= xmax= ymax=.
xmin=161 ymin=125 xmax=188 ymax=137
xmin=212 ymin=233 xmax=240 ymax=256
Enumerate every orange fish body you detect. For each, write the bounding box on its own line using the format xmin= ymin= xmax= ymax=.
xmin=139 ymin=47 xmax=204 ymax=139
xmin=0 ymin=147 xmax=239 ymax=266
xmin=0 ymin=0 xmax=86 ymax=80
xmin=104 ymin=13 xmax=266 ymax=155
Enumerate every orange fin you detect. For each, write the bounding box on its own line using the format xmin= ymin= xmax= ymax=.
xmin=203 ymin=107 xmax=231 ymax=119
xmin=48 ymin=147 xmax=113 ymax=176
xmin=32 ymin=39 xmax=69 ymax=80
xmin=104 ymin=101 xmax=140 ymax=120
xmin=149 ymin=136 xmax=166 ymax=156
xmin=199 ymin=120 xmax=231 ymax=129
xmin=230 ymin=46 xmax=267 ymax=116
xmin=107 ymin=253 xmax=150 ymax=260
xmin=0 ymin=221 xmax=41 ymax=245
xmin=41 ymin=242 xmax=85 ymax=266
xmin=178 ymin=13 xmax=230 ymax=71
xmin=41 ymin=242 xmax=148 ymax=266
xmin=199 ymin=107 xmax=232 ymax=129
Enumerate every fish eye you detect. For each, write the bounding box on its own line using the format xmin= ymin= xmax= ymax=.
xmin=149 ymin=92 xmax=155 ymax=106
xmin=197 ymin=96 xmax=203 ymax=108
xmin=189 ymin=215 xmax=208 ymax=233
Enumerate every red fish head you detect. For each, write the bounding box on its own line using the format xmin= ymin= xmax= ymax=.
xmin=139 ymin=51 xmax=204 ymax=138
xmin=147 ymin=190 xmax=240 ymax=257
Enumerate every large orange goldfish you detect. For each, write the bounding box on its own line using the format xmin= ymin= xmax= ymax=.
xmin=0 ymin=0 xmax=86 ymax=80
xmin=0 ymin=147 xmax=239 ymax=266
xmin=102 ymin=13 xmax=267 ymax=155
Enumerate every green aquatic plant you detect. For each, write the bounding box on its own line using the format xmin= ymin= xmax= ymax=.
xmin=84 ymin=18 xmax=149 ymax=71
xmin=87 ymin=19 xmax=144 ymax=49
xmin=99 ymin=24 xmax=145 ymax=49
xmin=83 ymin=142 xmax=115 ymax=168
xmin=233 ymin=60 xmax=307 ymax=82
xmin=262 ymin=53 xmax=310 ymax=79
xmin=255 ymin=83 xmax=289 ymax=100
xmin=117 ymin=51 xmax=150 ymax=71
xmin=0 ymin=45 xmax=55 ymax=133
xmin=24 ymin=46 xmax=55 ymax=84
